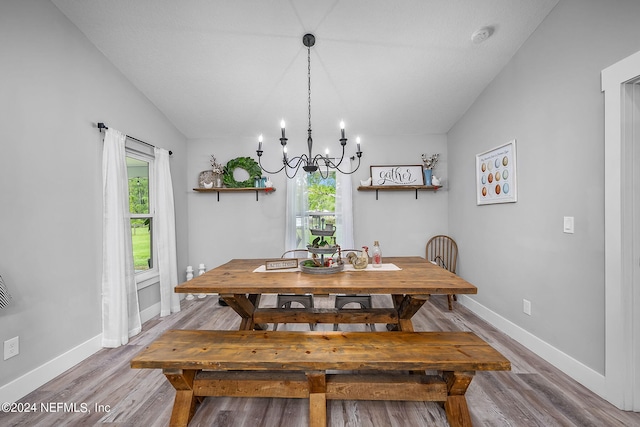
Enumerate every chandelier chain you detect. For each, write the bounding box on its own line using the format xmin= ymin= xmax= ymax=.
xmin=307 ymin=45 xmax=312 ymax=132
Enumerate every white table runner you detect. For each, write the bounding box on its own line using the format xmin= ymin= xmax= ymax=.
xmin=253 ymin=263 xmax=401 ymax=273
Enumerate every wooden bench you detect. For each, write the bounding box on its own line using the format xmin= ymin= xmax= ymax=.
xmin=130 ymin=330 xmax=510 ymax=427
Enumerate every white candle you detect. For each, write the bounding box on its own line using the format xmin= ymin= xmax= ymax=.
xmin=356 ymin=136 xmax=361 ymax=152
xmin=280 ymin=119 xmax=286 ymax=138
xmin=340 ymin=120 xmax=345 ymax=139
xmin=258 ymin=134 xmax=263 ymax=151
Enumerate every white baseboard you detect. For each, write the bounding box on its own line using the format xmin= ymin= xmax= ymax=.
xmin=140 ymin=301 xmax=161 ymax=324
xmin=458 ymin=295 xmax=607 ymax=399
xmin=0 ymin=334 xmax=102 ymax=404
xmin=0 ymin=303 xmax=161 ymax=404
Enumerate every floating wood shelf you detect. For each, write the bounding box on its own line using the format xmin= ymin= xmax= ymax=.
xmin=357 ymin=185 xmax=442 ymax=200
xmin=193 ymin=187 xmax=276 ymax=202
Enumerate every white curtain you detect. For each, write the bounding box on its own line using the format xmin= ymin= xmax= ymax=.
xmin=102 ymin=128 xmax=141 ymax=348
xmin=335 ymin=161 xmax=355 ymax=249
xmin=155 ymin=147 xmax=181 ymax=316
xmin=285 ymin=170 xmax=309 ymax=255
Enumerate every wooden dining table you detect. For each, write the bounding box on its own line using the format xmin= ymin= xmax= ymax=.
xmin=174 ymin=256 xmax=477 ymax=331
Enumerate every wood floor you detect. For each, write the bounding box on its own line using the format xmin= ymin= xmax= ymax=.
xmin=2 ymin=294 xmax=639 ymax=427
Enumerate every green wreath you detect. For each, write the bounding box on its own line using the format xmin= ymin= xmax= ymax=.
xmin=223 ymin=157 xmax=262 ymax=188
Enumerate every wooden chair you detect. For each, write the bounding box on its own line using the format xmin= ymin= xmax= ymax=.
xmin=426 ymin=235 xmax=458 ymax=310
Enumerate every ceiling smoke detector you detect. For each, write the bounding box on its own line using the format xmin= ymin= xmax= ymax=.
xmin=471 ymin=27 xmax=493 ymax=44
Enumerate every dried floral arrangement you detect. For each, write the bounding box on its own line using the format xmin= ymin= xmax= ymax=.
xmin=421 ymin=153 xmax=439 ymax=170
xmin=210 ymin=155 xmax=224 ymax=174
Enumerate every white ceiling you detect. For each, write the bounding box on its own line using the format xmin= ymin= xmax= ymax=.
xmin=52 ymin=0 xmax=559 ymax=143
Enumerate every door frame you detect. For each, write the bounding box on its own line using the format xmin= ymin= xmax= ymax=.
xmin=602 ymin=49 xmax=640 ymax=411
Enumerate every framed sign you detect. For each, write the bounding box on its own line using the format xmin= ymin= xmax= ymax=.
xmin=265 ymin=259 xmax=299 ymax=270
xmin=370 ymin=165 xmax=425 ymax=186
xmin=476 ymin=140 xmax=517 ymax=205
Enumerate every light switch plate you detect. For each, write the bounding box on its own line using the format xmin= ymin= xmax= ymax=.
xmin=563 ymin=216 xmax=574 ymax=234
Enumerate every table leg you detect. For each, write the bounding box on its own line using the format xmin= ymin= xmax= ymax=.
xmin=389 ymin=294 xmax=430 ymax=331
xmin=220 ymin=294 xmax=258 ymax=330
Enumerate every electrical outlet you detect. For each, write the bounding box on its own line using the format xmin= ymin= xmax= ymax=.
xmin=4 ymin=336 xmax=19 ymax=360
xmin=523 ymin=299 xmax=532 ymax=316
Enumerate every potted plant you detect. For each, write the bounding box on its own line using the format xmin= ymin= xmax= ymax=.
xmin=421 ymin=153 xmax=439 ymax=186
xmin=210 ymin=155 xmax=224 ymax=187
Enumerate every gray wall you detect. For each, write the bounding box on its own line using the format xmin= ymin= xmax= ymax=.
xmin=0 ymin=0 xmax=188 ymax=388
xmin=186 ymin=134 xmax=448 ymax=270
xmin=447 ymin=0 xmax=640 ymax=374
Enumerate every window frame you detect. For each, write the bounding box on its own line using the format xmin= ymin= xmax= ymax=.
xmin=125 ymin=143 xmax=158 ymax=289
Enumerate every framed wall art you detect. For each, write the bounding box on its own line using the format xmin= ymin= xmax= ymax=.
xmin=476 ymin=140 xmax=517 ymax=205
xmin=370 ymin=165 xmax=425 ymax=186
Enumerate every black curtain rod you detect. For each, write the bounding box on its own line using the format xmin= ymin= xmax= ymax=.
xmin=97 ymin=122 xmax=172 ymax=155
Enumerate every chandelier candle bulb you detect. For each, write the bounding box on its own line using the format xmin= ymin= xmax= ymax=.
xmin=258 ymin=134 xmax=263 ymax=151
xmin=356 ymin=137 xmax=361 ymax=153
xmin=280 ymin=120 xmax=286 ymax=138
xmin=340 ymin=120 xmax=345 ymax=139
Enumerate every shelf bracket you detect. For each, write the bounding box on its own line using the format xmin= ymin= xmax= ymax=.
xmin=375 ymin=189 xmax=379 ymax=200
xmin=415 ymin=189 xmax=418 ymax=199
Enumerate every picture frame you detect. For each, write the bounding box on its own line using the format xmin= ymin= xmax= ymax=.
xmin=370 ymin=165 xmax=425 ymax=186
xmin=476 ymin=139 xmax=517 ymax=205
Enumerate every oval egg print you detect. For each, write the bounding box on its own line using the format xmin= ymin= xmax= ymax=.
xmin=502 ymin=156 xmax=509 ymax=166
xmin=503 ymin=183 xmax=510 ymax=194
xmin=502 ymin=170 xmax=508 ymax=179
xmin=495 ymin=158 xmax=501 ymax=169
xmin=495 ymin=184 xmax=501 ymax=195
xmin=488 ymin=173 xmax=493 ymax=183
xmin=495 ymin=172 xmax=500 ymax=181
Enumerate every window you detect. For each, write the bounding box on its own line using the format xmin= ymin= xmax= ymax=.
xmin=126 ymin=151 xmax=156 ymax=278
xmin=301 ymin=172 xmax=336 ymax=247
xmin=288 ymin=169 xmax=354 ymax=253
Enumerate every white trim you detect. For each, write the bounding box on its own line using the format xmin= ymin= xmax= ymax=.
xmin=140 ymin=301 xmax=161 ymax=324
xmin=0 ymin=302 xmax=161 ymax=404
xmin=0 ymin=334 xmax=102 ymax=404
xmin=458 ymin=295 xmax=607 ymax=398
xmin=602 ymin=49 xmax=640 ymax=410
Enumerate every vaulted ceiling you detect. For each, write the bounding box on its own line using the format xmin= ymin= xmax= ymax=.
xmin=52 ymin=0 xmax=559 ymax=143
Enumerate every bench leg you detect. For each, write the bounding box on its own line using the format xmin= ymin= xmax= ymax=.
xmin=164 ymin=369 xmax=198 ymax=427
xmin=443 ymin=371 xmax=475 ymax=427
xmin=306 ymin=372 xmax=327 ymax=427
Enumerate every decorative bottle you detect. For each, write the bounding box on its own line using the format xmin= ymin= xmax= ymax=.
xmin=372 ymin=241 xmax=382 ymax=268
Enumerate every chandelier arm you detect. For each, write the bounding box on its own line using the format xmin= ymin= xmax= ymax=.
xmin=283 ymin=155 xmax=309 ymax=178
xmin=334 ymin=155 xmax=362 ymax=175
xmin=257 ymin=155 xmax=286 ymax=175
xmin=330 ymin=143 xmax=348 ymax=169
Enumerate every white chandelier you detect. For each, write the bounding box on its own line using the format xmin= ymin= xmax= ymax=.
xmin=256 ymin=33 xmax=363 ymax=179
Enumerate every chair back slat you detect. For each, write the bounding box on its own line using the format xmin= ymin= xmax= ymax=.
xmin=426 ymin=235 xmax=458 ymax=274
